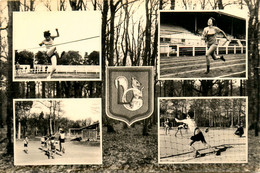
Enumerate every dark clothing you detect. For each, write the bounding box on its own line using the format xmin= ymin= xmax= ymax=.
xmin=190 ymin=131 xmax=206 ymax=143
xmin=235 ymin=126 xmax=244 ymax=137
xmin=50 ymin=141 xmax=55 ymax=150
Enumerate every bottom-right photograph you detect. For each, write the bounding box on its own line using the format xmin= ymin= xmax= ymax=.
xmin=158 ymin=97 xmax=248 ymax=164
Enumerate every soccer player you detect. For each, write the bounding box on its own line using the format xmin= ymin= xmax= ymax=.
xmin=175 ymin=114 xmax=215 ymax=158
xmin=234 ymin=123 xmax=244 ymax=137
xmin=164 ymin=119 xmax=170 ymax=135
xmin=202 ymin=17 xmax=229 ymax=74
xmin=39 ymin=29 xmax=60 ymax=79
xmin=175 ymin=123 xmax=188 ymax=137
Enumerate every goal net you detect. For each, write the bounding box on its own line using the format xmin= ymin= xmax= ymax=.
xmin=159 ymin=98 xmax=247 ymax=163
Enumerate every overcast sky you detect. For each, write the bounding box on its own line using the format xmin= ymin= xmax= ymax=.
xmin=29 ymin=99 xmax=101 ymax=121
xmin=13 ymin=11 xmax=101 ymax=56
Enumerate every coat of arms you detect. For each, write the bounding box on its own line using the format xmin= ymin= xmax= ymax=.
xmin=106 ymin=67 xmax=154 ymax=126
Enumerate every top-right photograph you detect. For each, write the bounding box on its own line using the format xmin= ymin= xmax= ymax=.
xmin=159 ymin=11 xmax=247 ymax=80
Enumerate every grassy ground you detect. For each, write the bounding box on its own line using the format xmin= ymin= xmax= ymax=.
xmin=0 ymin=124 xmax=259 ymax=172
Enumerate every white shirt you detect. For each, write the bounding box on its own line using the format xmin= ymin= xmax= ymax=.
xmin=60 ymin=133 xmax=65 ymax=139
xmin=42 ymin=39 xmax=54 ymax=50
xmin=175 ymin=118 xmax=197 ymax=134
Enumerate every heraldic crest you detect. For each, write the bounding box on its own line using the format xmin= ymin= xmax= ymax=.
xmin=106 ymin=67 xmax=154 ymax=126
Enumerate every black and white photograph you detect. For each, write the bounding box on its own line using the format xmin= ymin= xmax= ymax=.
xmin=14 ymin=99 xmax=102 ymax=165
xmin=13 ymin=11 xmax=101 ymax=81
xmin=159 ymin=97 xmax=248 ymax=163
xmin=0 ymin=0 xmax=259 ymax=172
xmin=159 ymin=11 xmax=247 ymax=79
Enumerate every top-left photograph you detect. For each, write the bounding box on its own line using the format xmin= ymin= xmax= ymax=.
xmin=13 ymin=11 xmax=101 ymax=81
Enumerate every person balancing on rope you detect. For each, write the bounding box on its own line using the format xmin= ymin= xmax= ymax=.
xmin=175 ymin=113 xmax=215 ymax=158
xmin=39 ymin=29 xmax=59 ymax=79
xmin=202 ymin=17 xmax=229 ymax=74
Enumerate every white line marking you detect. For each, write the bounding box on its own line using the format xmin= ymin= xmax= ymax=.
xmin=161 ymin=59 xmax=245 ymax=70
xmin=161 ymin=63 xmax=246 ymax=78
xmin=160 ymin=56 xmax=245 ymax=66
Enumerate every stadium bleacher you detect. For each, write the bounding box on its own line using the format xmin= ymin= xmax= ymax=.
xmin=160 ymin=24 xmax=246 ymax=57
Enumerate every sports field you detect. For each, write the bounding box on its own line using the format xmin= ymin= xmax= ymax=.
xmin=14 ymin=72 xmax=100 ymax=80
xmin=159 ymin=54 xmax=246 ymax=78
xmin=159 ymin=127 xmax=247 ymax=163
xmin=14 ymin=140 xmax=102 ymax=165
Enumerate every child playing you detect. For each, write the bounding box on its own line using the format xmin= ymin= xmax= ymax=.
xmin=39 ymin=29 xmax=60 ymax=79
xmin=48 ymin=136 xmax=56 ymax=159
xmin=41 ymin=136 xmax=48 ymax=149
xmin=59 ymin=128 xmax=65 ymax=153
xmin=23 ymin=137 xmax=29 ymax=154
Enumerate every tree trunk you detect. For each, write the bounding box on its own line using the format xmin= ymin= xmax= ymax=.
xmin=18 ymin=120 xmax=21 ymax=140
xmin=240 ymin=80 xmax=243 ymax=96
xmin=102 ymin=0 xmax=115 ymax=133
xmin=217 ymin=0 xmax=224 ymax=9
xmin=88 ymin=82 xmax=93 ymax=97
xmin=7 ymin=1 xmax=20 ymax=154
xmin=122 ymin=0 xmax=129 ymax=66
xmin=144 ymin=0 xmax=151 ymax=66
xmin=64 ymin=81 xmax=71 ymax=97
xmin=245 ymin=0 xmax=260 ymax=135
xmin=171 ymin=0 xmax=175 ymax=10
xmin=42 ymin=82 xmax=46 ymax=98
xmin=29 ymin=82 xmax=36 ymax=98
xmin=56 ymin=81 xmax=61 ymax=98
xmin=0 ymin=92 xmax=2 ymax=128
xmin=109 ymin=0 xmax=116 ymax=66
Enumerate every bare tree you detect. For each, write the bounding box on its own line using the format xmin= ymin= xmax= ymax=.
xmin=244 ymin=0 xmax=260 ymax=136
xmin=59 ymin=0 xmax=66 ymax=11
xmin=69 ymin=0 xmax=87 ymax=10
xmin=21 ymin=0 xmax=35 ymax=11
xmin=122 ymin=0 xmax=130 ymax=66
xmin=7 ymin=0 xmax=20 ymax=154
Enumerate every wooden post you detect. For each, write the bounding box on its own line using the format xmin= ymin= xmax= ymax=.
xmin=177 ymin=45 xmax=179 ymax=57
xmin=226 ymin=46 xmax=228 ymax=55
xmin=167 ymin=45 xmax=170 ymax=57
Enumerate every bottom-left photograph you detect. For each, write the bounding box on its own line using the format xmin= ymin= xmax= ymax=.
xmin=14 ymin=99 xmax=102 ymax=165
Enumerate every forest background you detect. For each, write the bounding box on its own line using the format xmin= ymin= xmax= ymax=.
xmin=0 ymin=0 xmax=259 ymax=172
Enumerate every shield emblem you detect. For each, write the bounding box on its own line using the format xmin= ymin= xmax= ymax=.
xmin=106 ymin=66 xmax=154 ymax=126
